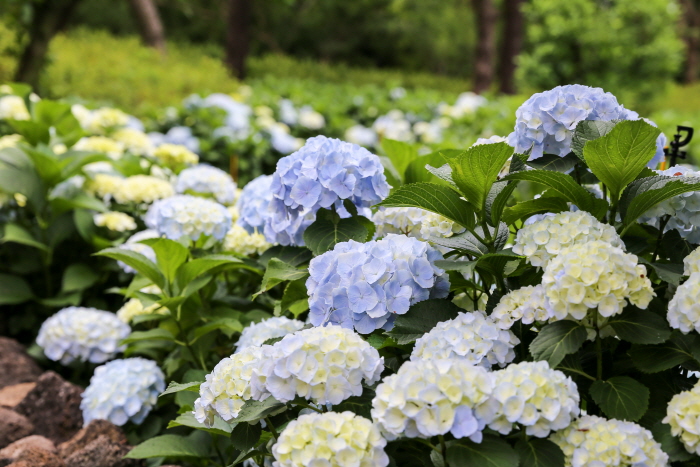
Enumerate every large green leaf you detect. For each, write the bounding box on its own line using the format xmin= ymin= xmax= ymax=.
xmin=160 ymin=381 xmax=202 ymax=396
xmin=378 ymin=182 xmax=475 ymax=230
xmin=230 ymin=422 xmax=262 ymax=452
xmin=571 ymin=120 xmax=618 ymax=159
xmin=387 ymin=299 xmax=462 ymax=344
xmin=404 ymin=149 xmax=462 ymax=185
xmin=258 ymin=245 xmax=312 ymax=268
xmin=175 ymin=255 xmax=254 ymax=291
xmin=255 ymin=258 xmax=309 ymax=297
xmin=582 ymin=120 xmax=660 ymax=201
xmin=589 ymin=376 xmax=650 ymax=421
xmin=95 ymin=248 xmax=165 ymax=289
xmin=8 ymin=120 xmax=50 ymax=145
xmin=607 ymin=309 xmax=671 ymax=344
xmin=123 ymin=434 xmax=210 ymax=459
xmin=382 ymin=139 xmax=419 ymax=181
xmin=0 ymin=273 xmax=34 ymax=304
xmin=502 ymin=197 xmax=569 ymax=225
xmin=620 ymin=176 xmax=700 ymax=230
xmin=303 ymin=209 xmax=370 ymax=255
xmin=190 ymin=318 xmax=243 ymax=343
xmin=526 ymin=153 xmax=579 ymax=173
xmin=121 ymin=328 xmax=176 ymax=345
xmin=529 ymin=321 xmax=588 ymax=368
xmin=61 ymin=263 xmax=97 ymax=293
xmin=428 ymin=223 xmax=508 ymax=257
xmin=235 ymin=398 xmax=285 ymax=423
xmin=446 ymin=434 xmax=519 ymax=467
xmin=146 ymin=238 xmax=190 ymax=285
xmin=514 ymin=439 xmax=565 ymax=467
xmin=448 ymin=142 xmax=513 ymax=211
xmin=2 ymin=223 xmax=48 ymax=251
xmin=280 ymin=279 xmax=310 ymax=318
xmin=167 ymin=412 xmax=232 ymax=437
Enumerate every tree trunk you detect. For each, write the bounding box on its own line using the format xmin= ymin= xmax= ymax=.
xmin=472 ymin=0 xmax=498 ymax=94
xmin=225 ymin=0 xmax=252 ymax=80
xmin=681 ymin=0 xmax=700 ymax=83
xmin=498 ymin=0 xmax=524 ymax=94
xmin=127 ymin=0 xmax=166 ymax=54
xmin=14 ymin=0 xmax=82 ymax=90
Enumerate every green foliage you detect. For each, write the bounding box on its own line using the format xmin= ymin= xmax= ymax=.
xmin=529 ymin=321 xmax=588 ymax=368
xmin=387 ymin=299 xmax=462 ymax=344
xmin=589 ymin=376 xmax=650 ymax=422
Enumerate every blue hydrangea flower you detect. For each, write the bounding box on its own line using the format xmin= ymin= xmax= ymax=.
xmin=508 ymin=85 xmax=666 ymax=165
xmin=81 ymin=358 xmax=165 ymax=426
xmin=306 ymin=234 xmax=450 ymax=334
xmin=236 ymin=174 xmax=274 ymax=234
xmin=145 ymin=195 xmax=232 ymax=241
xmin=148 ymin=126 xmax=200 ymax=153
xmin=175 ymin=164 xmax=237 ymax=205
xmin=264 ymin=136 xmax=391 ymax=246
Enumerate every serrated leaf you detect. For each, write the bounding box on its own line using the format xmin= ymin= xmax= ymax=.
xmin=590 ymin=376 xmax=649 ymax=421
xmin=387 ymin=299 xmax=462 ymax=344
xmin=255 ymin=258 xmax=309 ymax=297
xmin=95 ymin=248 xmax=165 ymax=289
xmin=607 ymin=309 xmax=671 ymax=344
xmin=486 ymin=181 xmax=517 ymax=226
xmin=620 ymin=176 xmax=700 ymax=229
xmin=280 ymin=279 xmax=310 ymax=318
xmin=160 ymin=381 xmax=202 ymax=396
xmin=526 ymin=153 xmax=579 ymax=173
xmin=235 ymin=398 xmax=285 ymax=423
xmin=303 ymin=208 xmax=370 ymax=255
xmin=230 ymin=422 xmax=262 ymax=452
xmin=640 ymin=259 xmax=683 ymax=285
xmin=167 ymin=412 xmax=232 ymax=436
xmin=514 ymin=438 xmax=565 ymax=467
xmin=378 ymin=182 xmax=475 ymax=230
xmin=529 ymin=321 xmax=588 ymax=368
xmin=449 ymin=142 xmax=514 ymax=211
xmin=428 ymin=223 xmax=507 ymax=257
xmin=404 ymin=149 xmax=462 ymax=185
xmin=583 ymin=120 xmax=661 ymax=201
xmin=425 ymin=163 xmax=457 ymax=187
xmin=124 ymin=434 xmax=209 ymax=459
xmin=502 ymin=197 xmax=569 ymax=225
xmin=382 ymin=138 xmax=418 ymax=180
xmin=146 ymin=238 xmax=189 ymax=285
xmin=571 ymin=120 xmax=618 ymax=159
xmin=446 ymin=434 xmax=519 ymax=467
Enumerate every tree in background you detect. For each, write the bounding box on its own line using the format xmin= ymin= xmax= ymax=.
xmin=498 ymin=0 xmax=524 ymax=94
xmin=226 ymin=0 xmax=251 ymax=79
xmin=471 ymin=0 xmax=498 ymax=93
xmin=680 ymin=0 xmax=700 ymax=83
xmin=126 ymin=0 xmax=166 ymax=54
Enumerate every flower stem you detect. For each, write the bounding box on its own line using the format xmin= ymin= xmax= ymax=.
xmin=439 ymin=435 xmax=448 ymax=467
xmin=265 ymin=417 xmax=279 ymax=440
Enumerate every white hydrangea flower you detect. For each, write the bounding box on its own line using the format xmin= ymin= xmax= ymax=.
xmin=297 ymin=106 xmax=325 ymax=130
xmin=251 ymin=326 xmax=383 ymax=406
xmin=684 ymin=247 xmax=700 ymax=276
xmin=112 ymin=175 xmax=174 ymax=205
xmin=112 ymin=128 xmax=154 ymax=156
xmin=0 ymin=95 xmax=30 ymax=120
xmin=223 ymin=224 xmax=270 ymax=256
xmin=86 ymin=173 xmax=123 ymax=200
xmin=371 ymin=358 xmax=494 ymax=441
xmin=668 ymin=272 xmax=700 ymax=334
xmin=83 ymin=107 xmax=129 ymax=134
xmin=272 ymin=411 xmax=389 ymax=467
xmin=117 ymin=229 xmax=160 ymax=273
xmin=513 ymin=211 xmax=623 ymax=268
xmin=74 ymin=136 xmax=125 ymax=160
xmin=663 ymin=380 xmax=700 ymax=455
xmin=542 ymin=241 xmax=654 ymax=321
xmin=193 ymin=346 xmax=272 ymax=426
xmin=153 ymin=143 xmax=199 ymax=168
xmin=145 ymin=195 xmax=232 ymax=241
xmin=372 ymin=207 xmax=465 ymax=245
xmin=93 ymin=211 xmax=137 ymax=232
xmin=234 ymin=317 xmax=305 ymax=352
xmin=411 ymin=311 xmax=519 ymax=368
xmin=176 ymin=164 xmax=236 ymax=205
xmin=0 ymin=134 xmax=22 ymax=149
xmin=37 ymin=307 xmax=131 ymax=364
xmin=81 ymin=358 xmax=165 ymax=426
xmin=117 ymin=298 xmax=167 ymax=323
xmin=485 ymin=361 xmax=580 ymax=438
xmin=552 ymin=415 xmax=668 ymax=467
xmin=492 ymin=285 xmax=551 ymax=330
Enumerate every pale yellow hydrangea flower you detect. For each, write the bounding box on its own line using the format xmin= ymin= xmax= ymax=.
xmin=0 ymin=95 xmax=30 ymax=120
xmin=684 ymin=247 xmax=700 ymax=276
xmin=153 ymin=143 xmax=198 ymax=167
xmin=668 ymin=272 xmax=700 ymax=334
xmin=94 ymin=211 xmax=137 ymax=232
xmin=222 ymin=225 xmax=270 ymax=256
xmin=112 ymin=175 xmax=174 ymax=204
xmin=116 ymin=298 xmax=167 ymax=323
xmin=112 ymin=128 xmax=153 ymax=156
xmin=74 ymin=136 xmax=124 ymax=160
xmin=0 ymin=134 xmax=22 ymax=150
xmin=86 ymin=174 xmax=124 ymax=199
xmin=663 ymin=380 xmax=700 ymax=455
xmin=85 ymin=107 xmax=129 ymax=134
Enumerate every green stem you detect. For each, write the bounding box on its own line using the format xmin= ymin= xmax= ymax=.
xmin=212 ymin=439 xmax=226 ymax=467
xmin=651 ymin=215 xmax=671 ymax=263
xmin=439 ymin=435 xmax=448 ymax=467
xmin=265 ymin=417 xmax=279 ymax=440
xmin=175 ymin=320 xmax=207 ymax=371
xmin=595 ymin=313 xmax=603 ymax=380
xmin=293 ymin=401 xmax=323 ymax=413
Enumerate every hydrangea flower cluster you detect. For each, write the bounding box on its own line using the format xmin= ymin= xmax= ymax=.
xmin=486 ymin=361 xmax=580 ymax=438
xmin=663 ymin=380 xmax=700 ymax=455
xmin=37 ymin=307 xmax=131 ymax=364
xmin=685 ymin=247 xmax=700 ymax=276
xmin=74 ymin=136 xmax=124 ymax=159
xmin=117 ymin=229 xmax=159 ymax=273
xmin=0 ymin=95 xmax=30 ymax=120
xmin=236 ymin=174 xmax=273 ymax=234
xmin=86 ymin=173 xmax=123 ymax=200
xmin=272 ymin=412 xmax=389 ymax=467
xmin=145 ymin=195 xmax=232 ymax=241
xmin=551 ymin=415 xmax=668 ymax=466
xmin=513 ymin=211 xmax=623 ymax=268
xmin=251 ymin=326 xmax=383 ymax=405
xmin=112 ymin=128 xmax=153 ymax=156
xmin=542 ymin=241 xmax=654 ymax=320
xmin=306 ymin=235 xmax=450 ymax=334
xmin=372 ymin=207 xmax=465 ymax=243
xmin=507 ymin=84 xmax=665 ymax=162
xmin=193 ymin=346 xmax=270 ymax=426
xmin=112 ymin=175 xmax=174 ymax=205
xmin=234 ymin=316 xmax=305 ymax=352
xmin=223 ymin=225 xmax=270 ymax=256
xmin=264 ymin=136 xmax=390 ymax=246
xmin=93 ymin=211 xmax=137 ymax=232
xmin=668 ymin=272 xmax=700 ymax=334
xmin=0 ymin=134 xmax=21 ymax=150
xmin=410 ymin=311 xmax=519 ymax=368
xmin=175 ymin=165 xmax=237 ymax=205
xmin=79 ymin=107 xmax=129 ymax=134
xmin=639 ymin=166 xmax=700 ymax=244
xmin=371 ymin=358 xmax=494 ymax=441
xmin=81 ymin=358 xmax=165 ymax=426
xmin=117 ymin=298 xmax=167 ymax=323
xmin=153 ymin=143 xmax=198 ymax=168
xmin=492 ymin=285 xmax=550 ymax=330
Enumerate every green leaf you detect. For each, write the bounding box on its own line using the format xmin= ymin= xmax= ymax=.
xmin=582 ymin=120 xmax=660 ymax=201
xmin=50 ymin=193 xmax=107 ymax=215
xmin=2 ymin=223 xmax=48 ymax=251
xmin=571 ymin=120 xmax=618 ymax=159
xmin=502 ymin=170 xmax=607 ymax=218
xmin=334 ymin=388 xmax=376 ymax=419
xmin=258 ymin=245 xmax=312 ymax=268
xmin=121 ymin=328 xmax=175 ymax=345
xmin=449 ymin=142 xmax=514 ymax=211
xmin=514 ymin=438 xmax=565 ymax=467
xmin=446 ymin=434 xmax=519 ymax=467
xmin=425 ymin=163 xmax=457 ymax=187
xmin=303 ymin=208 xmax=370 ymax=255
xmin=95 ymin=248 xmax=165 ymax=289
xmin=235 ymin=398 xmax=285 ymax=423
xmin=428 ymin=223 xmax=507 ymax=257
xmin=387 ymin=299 xmax=462 ymax=344
xmin=488 ymin=181 xmax=517 ymax=226
xmin=167 ymin=412 xmax=232 ymax=436
xmin=607 ymin=309 xmax=671 ymax=344
xmin=8 ymin=120 xmax=50 ymax=145
xmin=160 ymin=381 xmax=202 ymax=396
xmin=382 ymin=138 xmax=418 ymax=181
xmin=526 ymin=153 xmax=579 ymax=173
xmin=590 ymin=376 xmax=650 ymax=421
xmin=640 ymin=260 xmax=683 ymax=285
xmin=620 ymin=176 xmax=700 ymax=229
xmin=433 ymin=260 xmax=477 ymax=276
xmin=255 ymin=258 xmax=309 ymax=297
xmin=280 ymin=279 xmax=310 ymax=318
xmin=502 ymin=197 xmax=569 ymax=225
xmin=147 ymin=238 xmax=189 ymax=285
xmin=404 ymin=150 xmax=461 ymax=185
xmin=0 ymin=273 xmax=34 ymax=304
xmin=378 ymin=182 xmax=475 ymax=230
xmin=529 ymin=321 xmax=588 ymax=368
xmin=61 ymin=263 xmax=97 ymax=293
xmin=190 ymin=318 xmax=243 ymax=343
xmin=123 ymin=434 xmax=209 ymax=459
xmin=176 ymin=255 xmax=250 ymax=289
xmin=230 ymin=422 xmax=262 ymax=452
xmin=629 ymin=338 xmax=695 ymax=374
xmin=651 ymin=422 xmax=695 ymax=462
